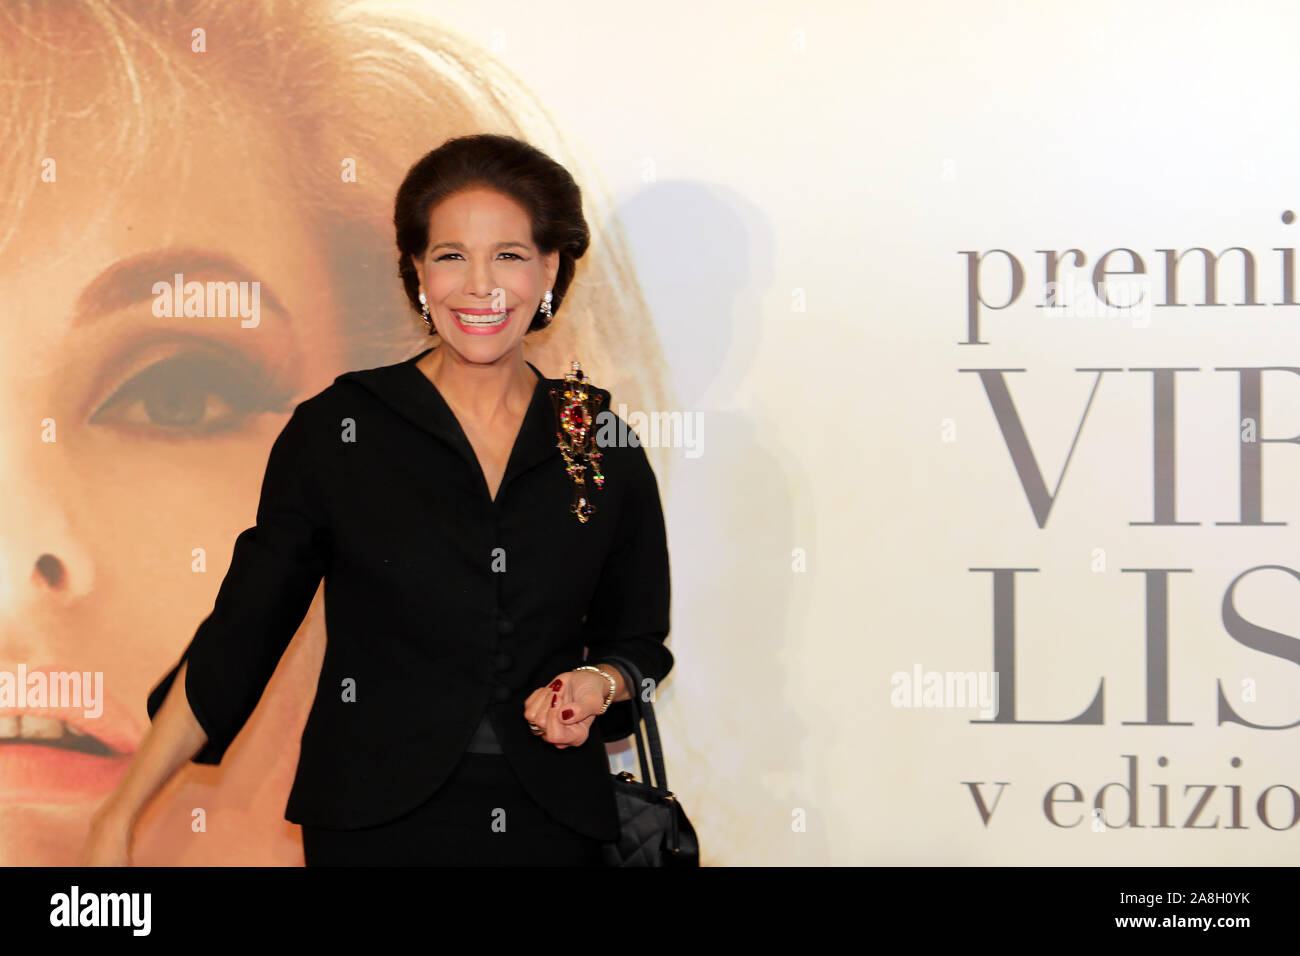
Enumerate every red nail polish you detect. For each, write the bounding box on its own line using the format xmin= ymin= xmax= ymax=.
xmin=550 ymin=679 xmax=563 ymax=691
xmin=551 ymin=694 xmax=557 ymax=707
xmin=562 ymin=708 xmax=573 ymax=719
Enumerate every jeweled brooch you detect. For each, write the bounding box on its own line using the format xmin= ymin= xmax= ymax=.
xmin=549 ymin=360 xmax=606 ymax=523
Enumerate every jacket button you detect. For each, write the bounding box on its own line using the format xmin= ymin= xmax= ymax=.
xmin=493 ymin=651 xmax=512 ymax=671
xmin=493 ymin=683 xmax=511 ymax=701
xmin=498 ymin=619 xmax=514 ymax=636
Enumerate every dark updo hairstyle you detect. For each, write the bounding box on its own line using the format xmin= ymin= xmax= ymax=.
xmin=394 ymin=133 xmax=591 ymax=333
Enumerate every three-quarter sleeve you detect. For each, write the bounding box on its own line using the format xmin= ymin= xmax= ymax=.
xmin=146 ymin=404 xmax=329 ymax=765
xmin=584 ymin=443 xmax=674 ymax=742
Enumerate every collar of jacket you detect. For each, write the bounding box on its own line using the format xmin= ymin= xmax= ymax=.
xmin=332 ymin=345 xmax=561 ymax=495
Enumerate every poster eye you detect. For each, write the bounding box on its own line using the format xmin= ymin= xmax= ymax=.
xmin=89 ymin=350 xmax=293 ymax=434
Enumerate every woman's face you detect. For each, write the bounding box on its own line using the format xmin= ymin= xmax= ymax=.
xmin=412 ymin=187 xmax=559 ymax=368
xmin=0 ymin=116 xmax=345 ymax=863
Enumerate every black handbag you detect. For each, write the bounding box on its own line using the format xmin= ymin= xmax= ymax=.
xmin=595 ymin=655 xmax=699 ymax=866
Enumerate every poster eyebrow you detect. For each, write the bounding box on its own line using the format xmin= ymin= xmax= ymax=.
xmin=71 ymin=248 xmax=289 ymax=325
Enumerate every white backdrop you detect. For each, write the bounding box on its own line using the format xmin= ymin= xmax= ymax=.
xmin=426 ymin=0 xmax=1300 ymax=864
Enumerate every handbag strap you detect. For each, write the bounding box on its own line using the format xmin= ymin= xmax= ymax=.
xmin=594 ymin=654 xmax=670 ymax=794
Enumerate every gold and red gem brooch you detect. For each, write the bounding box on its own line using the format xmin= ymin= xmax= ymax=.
xmin=549 ymin=361 xmax=606 ymax=523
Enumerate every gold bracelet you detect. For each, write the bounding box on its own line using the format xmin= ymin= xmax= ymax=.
xmin=575 ymin=665 xmax=617 ymax=713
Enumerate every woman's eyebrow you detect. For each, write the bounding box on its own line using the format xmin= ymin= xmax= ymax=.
xmin=427 ymin=240 xmax=531 ymax=253
xmin=71 ymin=248 xmax=290 ymax=325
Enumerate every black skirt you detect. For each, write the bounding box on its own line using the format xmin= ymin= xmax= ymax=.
xmin=300 ymin=746 xmax=607 ymax=867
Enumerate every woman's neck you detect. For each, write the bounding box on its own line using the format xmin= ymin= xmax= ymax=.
xmin=419 ymin=345 xmax=538 ymax=424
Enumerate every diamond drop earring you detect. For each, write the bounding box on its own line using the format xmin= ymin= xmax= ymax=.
xmin=539 ymin=290 xmax=553 ymax=326
xmin=418 ymin=291 xmax=435 ymax=335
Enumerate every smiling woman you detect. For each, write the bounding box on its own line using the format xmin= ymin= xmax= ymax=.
xmin=92 ymin=136 xmax=675 ymax=868
xmin=0 ymin=0 xmax=672 ymax=866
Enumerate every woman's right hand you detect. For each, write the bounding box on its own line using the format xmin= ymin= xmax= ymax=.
xmin=81 ymin=803 xmax=134 ymax=866
xmin=77 ymin=658 xmax=211 ymax=865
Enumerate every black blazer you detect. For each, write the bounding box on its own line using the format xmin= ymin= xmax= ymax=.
xmin=146 ymin=346 xmax=673 ymax=842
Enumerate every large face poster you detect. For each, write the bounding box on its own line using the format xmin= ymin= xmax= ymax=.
xmin=2 ymin=0 xmax=1297 ymax=878
xmin=1 ymin=0 xmax=671 ymax=866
